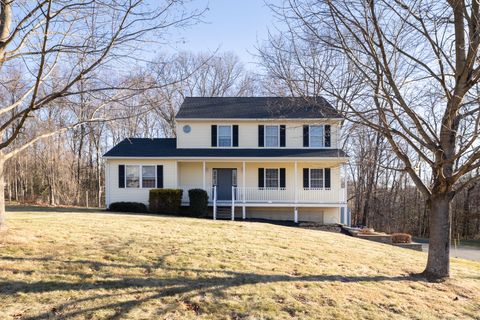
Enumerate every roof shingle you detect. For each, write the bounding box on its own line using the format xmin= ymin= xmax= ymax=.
xmin=103 ymin=138 xmax=348 ymax=158
xmin=176 ymin=97 xmax=342 ymax=119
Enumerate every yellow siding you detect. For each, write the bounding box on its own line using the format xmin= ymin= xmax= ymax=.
xmin=176 ymin=120 xmax=341 ymax=149
xmin=105 ymin=159 xmax=344 ymax=224
xmin=105 ymin=159 xmax=177 ymax=206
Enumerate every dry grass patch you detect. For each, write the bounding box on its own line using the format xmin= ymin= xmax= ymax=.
xmin=0 ymin=205 xmax=479 ymax=319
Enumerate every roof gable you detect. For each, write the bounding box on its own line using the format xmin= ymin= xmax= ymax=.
xmin=176 ymin=97 xmax=342 ymax=119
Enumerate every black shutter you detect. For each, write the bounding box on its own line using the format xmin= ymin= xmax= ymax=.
xmin=303 ymin=168 xmax=309 ymax=188
xmin=325 ymin=125 xmax=331 ymax=147
xmin=258 ymin=125 xmax=264 ymax=147
xmin=303 ymin=125 xmax=309 ymax=147
xmin=324 ymin=168 xmax=331 ymax=188
xmin=118 ymin=165 xmax=125 ymax=188
xmin=157 ymin=165 xmax=164 ymax=188
xmin=211 ymin=125 xmax=217 ymax=147
xmin=233 ymin=125 xmax=239 ymax=147
xmin=279 ymin=168 xmax=286 ymax=188
xmin=280 ymin=125 xmax=286 ymax=147
xmin=258 ymin=168 xmax=265 ymax=188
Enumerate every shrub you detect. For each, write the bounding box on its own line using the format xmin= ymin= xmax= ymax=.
xmin=188 ymin=189 xmax=209 ymax=217
xmin=391 ymin=233 xmax=412 ymax=244
xmin=358 ymin=228 xmax=376 ymax=235
xmin=108 ymin=202 xmax=147 ymax=213
xmin=149 ymin=189 xmax=183 ymax=214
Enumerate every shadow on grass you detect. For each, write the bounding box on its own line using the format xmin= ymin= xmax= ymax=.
xmin=0 ymin=255 xmax=422 ymax=320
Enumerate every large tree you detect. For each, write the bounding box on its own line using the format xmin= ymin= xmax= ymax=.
xmin=0 ymin=0 xmax=204 ymax=228
xmin=262 ymin=0 xmax=480 ymax=280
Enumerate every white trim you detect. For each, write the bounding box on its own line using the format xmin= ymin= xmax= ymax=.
xmin=105 ymin=161 xmax=110 ymax=208
xmin=264 ymin=168 xmax=281 ymax=189
xmin=242 ymin=161 xmax=246 ymax=203
xmin=294 ymin=161 xmax=298 ymax=204
xmin=217 ymin=124 xmax=233 ymax=147
xmin=202 ymin=161 xmax=206 ymax=189
xmin=309 ymin=125 xmax=325 ymax=148
xmin=260 ymin=124 xmax=284 ymax=149
xmin=123 ymin=164 xmax=158 ymax=189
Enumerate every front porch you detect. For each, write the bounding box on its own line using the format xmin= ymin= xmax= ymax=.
xmin=176 ymin=160 xmax=347 ymax=222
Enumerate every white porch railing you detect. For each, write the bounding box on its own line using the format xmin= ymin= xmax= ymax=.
xmin=179 ymin=185 xmax=346 ymax=205
xmin=234 ymin=187 xmax=346 ymax=204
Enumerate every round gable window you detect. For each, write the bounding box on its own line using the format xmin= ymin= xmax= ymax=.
xmin=183 ymin=125 xmax=191 ymax=133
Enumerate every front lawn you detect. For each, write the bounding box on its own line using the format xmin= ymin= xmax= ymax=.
xmin=1 ymin=206 xmax=479 ymax=319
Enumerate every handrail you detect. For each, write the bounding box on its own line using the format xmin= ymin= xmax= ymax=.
xmin=231 ymin=186 xmax=235 ymax=221
xmin=233 ymin=186 xmax=344 ymax=204
xmin=213 ymin=186 xmax=217 ymax=220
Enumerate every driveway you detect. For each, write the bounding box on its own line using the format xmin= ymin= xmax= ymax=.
xmin=419 ymin=243 xmax=480 ymax=262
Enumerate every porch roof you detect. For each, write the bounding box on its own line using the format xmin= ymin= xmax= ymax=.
xmin=103 ymin=138 xmax=348 ymax=159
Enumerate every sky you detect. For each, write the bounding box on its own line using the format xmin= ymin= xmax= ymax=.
xmin=155 ymin=0 xmax=278 ymax=68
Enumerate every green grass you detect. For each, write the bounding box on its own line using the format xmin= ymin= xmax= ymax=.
xmin=1 ymin=205 xmax=479 ymax=319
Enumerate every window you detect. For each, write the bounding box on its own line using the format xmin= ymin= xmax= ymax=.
xmin=310 ymin=125 xmax=324 ymax=148
xmin=212 ymin=169 xmax=218 ymax=186
xmin=126 ymin=165 xmax=140 ymax=188
xmin=218 ymin=125 xmax=232 ymax=147
xmin=232 ymin=169 xmax=237 ymax=186
xmin=265 ymin=125 xmax=279 ymax=147
xmin=265 ymin=168 xmax=279 ymax=188
xmin=310 ymin=169 xmax=324 ymax=188
xmin=142 ymin=166 xmax=156 ymax=188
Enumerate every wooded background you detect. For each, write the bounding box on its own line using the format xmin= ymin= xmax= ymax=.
xmin=1 ymin=0 xmax=479 ymax=243
xmin=4 ymin=51 xmax=479 ymax=240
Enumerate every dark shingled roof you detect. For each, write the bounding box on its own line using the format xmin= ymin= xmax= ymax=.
xmin=176 ymin=97 xmax=342 ymax=119
xmin=103 ymin=138 xmax=348 ymax=158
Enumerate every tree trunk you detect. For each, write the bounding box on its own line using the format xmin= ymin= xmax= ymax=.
xmin=423 ymin=194 xmax=451 ymax=280
xmin=0 ymin=154 xmax=5 ymax=230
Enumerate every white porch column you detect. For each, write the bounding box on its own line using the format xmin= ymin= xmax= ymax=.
xmin=174 ymin=161 xmax=178 ymax=188
xmin=294 ymin=161 xmax=298 ymax=203
xmin=242 ymin=161 xmax=246 ymax=203
xmin=231 ymin=186 xmax=235 ymax=221
xmin=202 ymin=161 xmax=206 ymax=190
xmin=294 ymin=207 xmax=298 ymax=223
xmin=242 ymin=206 xmax=246 ymax=220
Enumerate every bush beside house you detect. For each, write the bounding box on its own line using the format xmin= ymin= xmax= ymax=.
xmin=108 ymin=202 xmax=147 ymax=213
xmin=149 ymin=189 xmax=183 ymax=214
xmin=188 ymin=189 xmax=209 ymax=217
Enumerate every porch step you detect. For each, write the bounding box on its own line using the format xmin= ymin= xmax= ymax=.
xmin=215 ymin=206 xmax=233 ymax=220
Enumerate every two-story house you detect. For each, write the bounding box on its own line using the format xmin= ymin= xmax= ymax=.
xmin=103 ymin=97 xmax=349 ymax=224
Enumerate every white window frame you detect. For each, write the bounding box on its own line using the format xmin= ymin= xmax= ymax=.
xmin=217 ymin=125 xmax=233 ymax=147
xmin=125 ymin=165 xmax=140 ymax=189
xmin=265 ymin=125 xmax=280 ymax=148
xmin=308 ymin=168 xmax=325 ymax=189
xmin=124 ymin=165 xmax=157 ymax=189
xmin=309 ymin=125 xmax=325 ymax=148
xmin=264 ymin=168 xmax=280 ymax=189
xmin=141 ymin=165 xmax=157 ymax=189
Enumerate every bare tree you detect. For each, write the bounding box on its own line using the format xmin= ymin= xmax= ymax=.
xmin=262 ymin=0 xmax=480 ymax=280
xmin=143 ymin=51 xmax=257 ymax=137
xmin=0 ymin=0 xmax=204 ymax=228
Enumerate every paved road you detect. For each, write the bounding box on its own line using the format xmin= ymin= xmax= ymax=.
xmin=420 ymin=244 xmax=480 ymax=262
